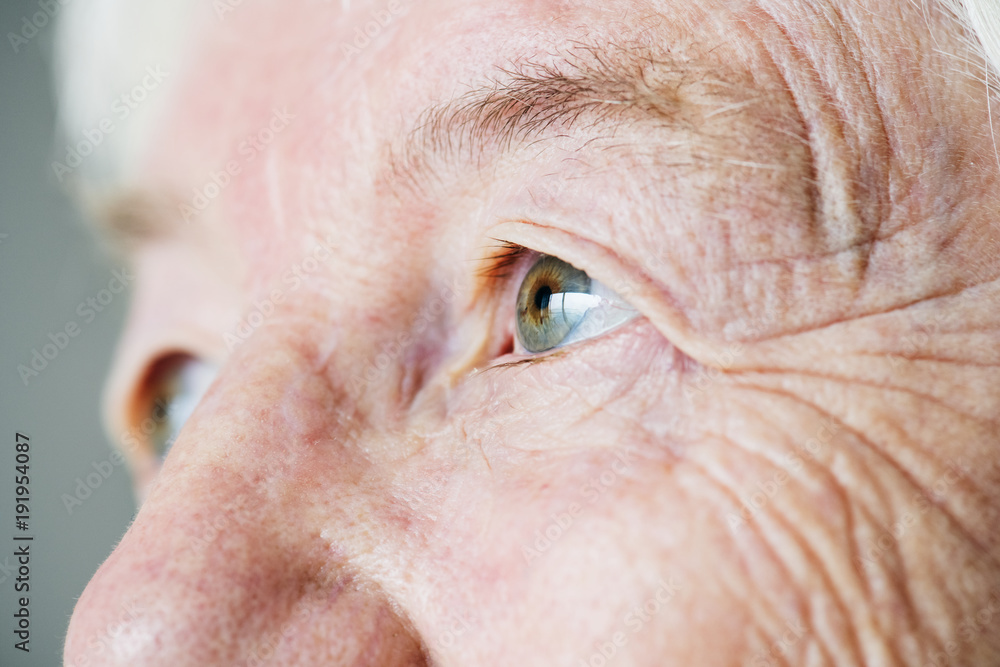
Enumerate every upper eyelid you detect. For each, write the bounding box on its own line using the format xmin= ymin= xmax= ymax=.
xmin=475 ymin=240 xmax=532 ymax=281
xmin=475 ymin=237 xmax=634 ymax=310
xmin=483 ymin=219 xmax=657 ymax=305
xmin=469 ymin=240 xmax=542 ymax=315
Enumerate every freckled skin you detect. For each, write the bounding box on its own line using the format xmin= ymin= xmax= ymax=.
xmin=64 ymin=0 xmax=1000 ymax=665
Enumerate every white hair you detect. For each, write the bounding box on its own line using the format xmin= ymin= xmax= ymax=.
xmin=53 ymin=0 xmax=201 ymax=193
xmin=951 ymin=0 xmax=1000 ymax=77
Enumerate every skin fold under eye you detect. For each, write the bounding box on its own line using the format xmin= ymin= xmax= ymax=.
xmin=514 ymin=253 xmax=639 ymax=354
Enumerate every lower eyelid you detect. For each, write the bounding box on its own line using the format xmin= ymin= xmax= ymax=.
xmin=476 ymin=348 xmax=565 ymax=376
xmin=479 ymin=309 xmax=647 ymax=380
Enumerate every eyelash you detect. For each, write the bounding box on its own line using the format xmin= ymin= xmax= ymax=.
xmin=473 ymin=239 xmax=534 ymax=364
xmin=476 ymin=239 xmax=530 ymax=282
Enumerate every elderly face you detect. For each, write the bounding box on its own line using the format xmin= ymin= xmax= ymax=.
xmin=62 ymin=0 xmax=1000 ymax=665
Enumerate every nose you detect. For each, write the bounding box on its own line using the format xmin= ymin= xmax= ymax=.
xmin=63 ymin=335 xmax=429 ymax=666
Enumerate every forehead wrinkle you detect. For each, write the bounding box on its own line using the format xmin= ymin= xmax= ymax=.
xmin=385 ymin=40 xmax=736 ymax=196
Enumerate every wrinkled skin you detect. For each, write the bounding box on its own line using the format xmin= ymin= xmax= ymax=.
xmin=63 ymin=0 xmax=1000 ymax=665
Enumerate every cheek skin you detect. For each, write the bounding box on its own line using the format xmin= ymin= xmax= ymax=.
xmin=347 ymin=321 xmax=717 ymax=665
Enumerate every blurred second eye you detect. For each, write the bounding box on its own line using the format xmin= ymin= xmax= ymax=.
xmin=515 ymin=254 xmax=638 ymax=354
xmin=142 ymin=355 xmax=217 ymax=461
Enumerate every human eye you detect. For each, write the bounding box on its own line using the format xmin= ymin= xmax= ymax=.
xmin=133 ymin=354 xmax=217 ymax=462
xmin=508 ymin=250 xmax=639 ymax=355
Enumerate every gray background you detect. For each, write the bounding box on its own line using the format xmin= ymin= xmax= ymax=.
xmin=1 ymin=1 xmax=137 ymax=665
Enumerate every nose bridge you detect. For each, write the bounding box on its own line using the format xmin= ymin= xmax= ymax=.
xmin=160 ymin=331 xmax=355 ymax=524
xmin=184 ymin=330 xmax=354 ymax=475
xmin=63 ymin=330 xmax=422 ymax=666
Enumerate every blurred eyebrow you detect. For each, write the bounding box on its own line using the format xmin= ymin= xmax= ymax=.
xmin=91 ymin=189 xmax=178 ymax=254
xmin=391 ymin=43 xmax=724 ymax=190
xmin=94 ymin=45 xmax=735 ymax=248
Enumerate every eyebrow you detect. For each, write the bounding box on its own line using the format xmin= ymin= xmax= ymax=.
xmin=95 ymin=44 xmax=743 ymax=249
xmin=90 ymin=188 xmax=179 ymax=255
xmin=389 ymin=42 xmax=736 ymax=193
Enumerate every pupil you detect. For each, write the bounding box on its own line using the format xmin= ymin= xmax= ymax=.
xmin=534 ymin=285 xmax=552 ymax=312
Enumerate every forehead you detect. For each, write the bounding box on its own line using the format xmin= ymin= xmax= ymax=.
xmin=72 ymin=0 xmax=975 ymax=205
xmin=94 ymin=0 xmax=986 ymax=315
xmin=145 ymin=0 xmax=767 ymax=169
xmin=135 ymin=0 xmax=769 ymax=244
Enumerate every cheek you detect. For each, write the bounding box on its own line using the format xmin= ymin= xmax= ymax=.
xmin=394 ymin=425 xmax=709 ymax=665
xmin=380 ymin=329 xmax=687 ymax=655
xmin=392 ymin=320 xmax=684 ymax=577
